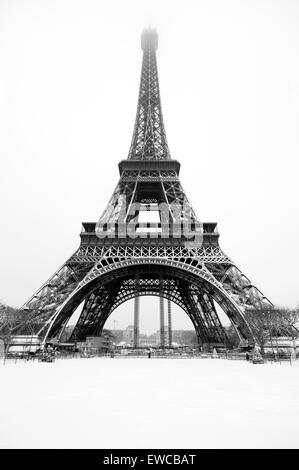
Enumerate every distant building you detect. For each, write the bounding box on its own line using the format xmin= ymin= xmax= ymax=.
xmin=172 ymin=330 xmax=198 ymax=347
xmin=109 ymin=329 xmax=124 ymax=344
xmin=153 ymin=325 xmax=170 ymax=346
xmin=6 ymin=335 xmax=41 ymax=354
xmin=139 ymin=337 xmax=157 ymax=347
xmin=153 ymin=326 xmax=190 ymax=347
xmin=77 ymin=334 xmax=112 ymax=354
xmin=123 ymin=325 xmax=134 ymax=345
xmin=264 ymin=337 xmax=299 ymax=353
xmin=105 ymin=325 xmax=199 ymax=348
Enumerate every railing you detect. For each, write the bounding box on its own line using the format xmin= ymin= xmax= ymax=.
xmin=1 ymin=348 xmax=297 ymax=365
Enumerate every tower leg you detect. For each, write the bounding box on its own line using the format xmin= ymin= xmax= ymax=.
xmin=133 ymin=295 xmax=140 ymax=348
xmin=168 ymin=298 xmax=172 ymax=348
xmin=159 ymin=272 xmax=166 ymax=349
xmin=160 ymin=296 xmax=165 ymax=349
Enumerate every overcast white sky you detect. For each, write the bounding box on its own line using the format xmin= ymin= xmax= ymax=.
xmin=0 ymin=0 xmax=298 ymax=333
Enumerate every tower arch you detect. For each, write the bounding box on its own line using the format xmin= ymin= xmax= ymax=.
xmin=42 ymin=261 xmax=255 ymax=347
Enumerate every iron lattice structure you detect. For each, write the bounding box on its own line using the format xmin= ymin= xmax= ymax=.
xmin=128 ymin=30 xmax=170 ymax=161
xmin=3 ymin=29 xmax=272 ymax=348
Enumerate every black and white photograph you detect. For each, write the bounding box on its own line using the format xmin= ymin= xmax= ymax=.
xmin=0 ymin=0 xmax=299 ymax=453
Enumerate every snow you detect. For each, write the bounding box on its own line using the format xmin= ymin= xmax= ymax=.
xmin=0 ymin=357 xmax=299 ymax=449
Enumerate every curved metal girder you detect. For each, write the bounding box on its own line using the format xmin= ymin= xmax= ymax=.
xmin=43 ymin=263 xmax=254 ymax=346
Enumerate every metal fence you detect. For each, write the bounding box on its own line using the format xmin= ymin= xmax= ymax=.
xmin=1 ymin=349 xmax=297 ymax=365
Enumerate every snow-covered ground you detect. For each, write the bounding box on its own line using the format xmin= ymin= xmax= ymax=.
xmin=0 ymin=357 xmax=298 ymax=449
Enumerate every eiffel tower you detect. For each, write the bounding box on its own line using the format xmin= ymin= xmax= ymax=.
xmin=10 ymin=29 xmax=272 ymax=349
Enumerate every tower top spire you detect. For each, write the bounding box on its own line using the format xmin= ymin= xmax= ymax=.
xmin=141 ymin=28 xmax=158 ymax=51
xmin=128 ymin=29 xmax=171 ymax=161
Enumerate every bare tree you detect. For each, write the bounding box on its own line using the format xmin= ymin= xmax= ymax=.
xmin=0 ymin=302 xmax=21 ymax=359
xmin=245 ymin=305 xmax=299 ymax=358
xmin=244 ymin=306 xmax=279 ymax=357
xmin=273 ymin=307 xmax=299 ymax=357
